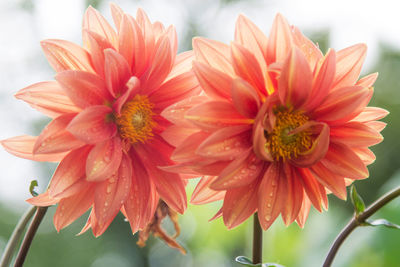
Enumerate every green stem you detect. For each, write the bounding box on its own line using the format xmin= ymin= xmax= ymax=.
xmin=323 ymin=185 xmax=400 ymax=267
xmin=13 ymin=207 xmax=48 ymax=267
xmin=252 ymin=213 xmax=263 ymax=264
xmin=0 ymin=206 xmax=36 ymax=267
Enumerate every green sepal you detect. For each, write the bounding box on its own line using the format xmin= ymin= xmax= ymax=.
xmin=235 ymin=256 xmax=285 ymax=267
xmin=29 ymin=180 xmax=39 ymax=197
xmin=350 ymin=185 xmax=365 ymax=215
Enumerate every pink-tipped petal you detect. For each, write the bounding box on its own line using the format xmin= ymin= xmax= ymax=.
xmin=223 ymin=179 xmax=259 ymax=229
xmin=278 ymin=47 xmax=312 ymax=108
xmin=332 ymin=44 xmax=367 ymax=90
xmin=112 ymin=76 xmax=140 ymax=116
xmin=83 ymin=30 xmax=113 ymax=78
xmin=292 ymin=26 xmax=323 ymax=71
xmin=185 ymin=101 xmax=253 ymax=131
xmin=34 ymin=113 xmax=84 ymax=154
xmin=167 ymin=51 xmax=195 ymax=80
xmin=118 ymin=14 xmax=136 ymax=69
xmin=83 ymin=6 xmax=118 ymax=48
xmin=193 ymin=37 xmax=234 ymax=76
xmin=110 ymin=2 xmax=124 ymax=31
xmin=296 ymin=195 xmax=312 ymax=228
xmin=86 ymin=137 xmax=122 ymax=182
xmin=231 ymin=78 xmax=260 ymax=118
xmin=266 ymin=13 xmax=293 ymax=64
xmin=48 ymin=146 xmax=91 ymax=198
xmin=15 ymin=81 xmax=81 ymax=118
xmin=356 ymin=73 xmax=378 ymax=87
xmin=190 ymin=176 xmax=226 ymax=205
xmin=41 ymin=39 xmax=95 ymax=73
xmin=54 ymin=185 xmax=94 ymax=231
xmin=94 ymin=154 xmax=132 ymax=232
xmin=192 ymin=61 xmax=232 ymax=100
xmin=56 ymin=70 xmax=111 ymax=109
xmin=321 ymin=142 xmax=369 ymax=179
xmin=1 ymin=135 xmax=67 ymax=162
xmin=67 ymin=105 xmax=116 ymax=144
xmin=26 ymin=192 xmax=59 ymax=207
xmin=330 ymin=122 xmax=383 ymax=147
xmin=104 ymin=48 xmax=132 ymax=97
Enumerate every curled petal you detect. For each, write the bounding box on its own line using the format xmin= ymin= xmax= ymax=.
xmin=252 ymin=119 xmax=274 ymax=162
xmin=231 ymin=78 xmax=260 ymax=118
xmin=94 ymin=154 xmax=132 ymax=235
xmin=56 ymin=70 xmax=111 ymax=109
xmin=34 ymin=113 xmax=84 ymax=154
xmin=223 ymin=179 xmax=259 ymax=229
xmin=278 ymin=47 xmax=312 ymax=108
xmin=190 ymin=176 xmax=226 ymax=205
xmin=332 ymin=44 xmax=367 ymax=90
xmin=15 ymin=81 xmax=81 ymax=118
xmin=1 ymin=135 xmax=67 ymax=162
xmin=83 ymin=6 xmax=118 ymax=48
xmin=104 ymin=48 xmax=132 ymax=97
xmin=41 ymin=39 xmax=95 ymax=73
xmin=185 ymin=101 xmax=253 ymax=131
xmin=113 ymin=76 xmax=140 ymax=115
xmin=266 ymin=13 xmax=293 ymax=64
xmin=67 ymin=105 xmax=116 ymax=144
xmin=86 ymin=137 xmax=122 ymax=182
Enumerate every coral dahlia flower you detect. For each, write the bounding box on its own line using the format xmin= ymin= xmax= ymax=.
xmin=1 ymin=4 xmax=199 ymax=236
xmin=162 ymin=14 xmax=388 ymax=230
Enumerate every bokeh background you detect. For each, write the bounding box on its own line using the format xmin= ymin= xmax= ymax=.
xmin=1 ymin=0 xmax=400 ymax=266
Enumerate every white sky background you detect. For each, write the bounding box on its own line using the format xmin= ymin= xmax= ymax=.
xmin=1 ymin=0 xmax=400 ymax=209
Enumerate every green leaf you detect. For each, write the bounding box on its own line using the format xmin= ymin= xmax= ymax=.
xmin=350 ymin=185 xmax=365 ymax=215
xmin=364 ymin=219 xmax=400 ymax=230
xmin=29 ymin=180 xmax=39 ymax=197
xmin=235 ymin=256 xmax=285 ymax=267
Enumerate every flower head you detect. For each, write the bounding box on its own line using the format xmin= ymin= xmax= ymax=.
xmin=163 ymin=14 xmax=388 ymax=230
xmin=1 ymin=4 xmax=199 ymax=237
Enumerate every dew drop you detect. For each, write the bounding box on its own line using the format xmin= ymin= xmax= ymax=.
xmin=265 ymin=214 xmax=271 ymax=221
xmin=106 ymin=186 xmax=112 ymax=193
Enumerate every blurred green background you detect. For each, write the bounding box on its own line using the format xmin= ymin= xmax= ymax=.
xmin=1 ymin=0 xmax=400 ymax=266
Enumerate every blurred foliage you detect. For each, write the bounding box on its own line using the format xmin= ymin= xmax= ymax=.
xmin=18 ymin=0 xmax=34 ymax=12
xmin=86 ymin=0 xmax=104 ymax=9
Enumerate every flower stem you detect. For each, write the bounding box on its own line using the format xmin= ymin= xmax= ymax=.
xmin=13 ymin=207 xmax=48 ymax=267
xmin=0 ymin=206 xmax=36 ymax=267
xmin=323 ymin=185 xmax=400 ymax=267
xmin=252 ymin=212 xmax=263 ymax=264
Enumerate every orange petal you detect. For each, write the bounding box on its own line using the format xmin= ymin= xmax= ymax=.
xmin=26 ymin=191 xmax=59 ymax=207
xmin=161 ymin=125 xmax=199 ymax=147
xmin=93 ymin=154 xmax=132 ymax=235
xmin=353 ymin=147 xmax=376 ymax=165
xmin=83 ymin=30 xmax=113 ymax=78
xmin=118 ymin=14 xmax=136 ymax=69
xmin=257 ymin=162 xmax=285 ymax=230
xmin=192 ymin=37 xmax=234 ymax=76
xmin=231 ymin=78 xmax=260 ymax=118
xmin=83 ymin=6 xmax=118 ymax=48
xmin=110 ymin=2 xmax=124 ymax=31
xmin=167 ymin=51 xmax=195 ymax=81
xmin=211 ymin=150 xmax=263 ymax=190
xmin=356 ymin=72 xmax=378 ymax=87
xmin=280 ymin=165 xmax=303 ymax=226
xmin=190 ymin=176 xmax=226 ymax=205
xmin=330 ymin=122 xmax=383 ymax=147
xmin=67 ymin=105 xmax=116 ymax=144
xmin=54 ymin=185 xmax=94 ymax=231
xmin=171 ymin=131 xmax=210 ymax=163
xmin=296 ymin=194 xmax=312 ymax=228
xmin=222 ymin=179 xmax=259 ymax=229
xmin=48 ymin=146 xmax=92 ymax=198
xmin=136 ymin=9 xmax=156 ymax=77
xmin=1 ymin=135 xmax=67 ymax=162
xmin=266 ymin=13 xmax=293 ymax=64
xmin=41 ymin=39 xmax=95 ymax=73
xmin=15 ymin=81 xmax=81 ymax=118
xmin=104 ymin=48 xmax=131 ymax=97
xmin=86 ymin=137 xmax=122 ymax=182
xmin=296 ymin=167 xmax=324 ymax=212
xmin=56 ymin=70 xmax=111 ymax=109
xmin=332 ymin=44 xmax=367 ymax=90
xmin=192 ymin=61 xmax=232 ymax=100
xmin=34 ymin=113 xmax=84 ymax=154
xmin=352 ymin=106 xmax=389 ymax=122
xmin=311 ymin=162 xmax=347 ymax=200
xmin=278 ymin=47 xmax=312 ymax=108
xmin=292 ymin=26 xmax=323 ymax=71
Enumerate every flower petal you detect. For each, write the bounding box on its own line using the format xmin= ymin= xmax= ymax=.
xmin=86 ymin=137 xmax=122 ymax=182
xmin=110 ymin=2 xmax=124 ymax=31
xmin=56 ymin=70 xmax=111 ymax=109
xmin=34 ymin=113 xmax=84 ymax=154
xmin=332 ymin=44 xmax=367 ymax=90
xmin=171 ymin=131 xmax=210 ymax=163
xmin=311 ymin=162 xmax=347 ymax=200
xmin=161 ymin=125 xmax=199 ymax=147
xmin=292 ymin=26 xmax=323 ymax=71
xmin=278 ymin=47 xmax=312 ymax=108
xmin=280 ymin=165 xmax=303 ymax=226
xmin=15 ymin=81 xmax=81 ymax=118
xmin=296 ymin=195 xmax=312 ymax=228
xmin=190 ymin=176 xmax=226 ymax=205
xmin=1 ymin=135 xmax=67 ymax=162
xmin=104 ymin=48 xmax=132 ymax=97
xmin=192 ymin=61 xmax=232 ymax=101
xmin=296 ymin=167 xmax=325 ymax=212
xmin=26 ymin=192 xmax=59 ymax=206
xmin=54 ymin=185 xmax=94 ymax=231
xmin=231 ymin=78 xmax=260 ymax=118
xmin=185 ymin=101 xmax=253 ymax=131
xmin=167 ymin=51 xmax=195 ymax=81
xmin=352 ymin=106 xmax=389 ymax=122
xmin=223 ymin=179 xmax=259 ymax=229
xmin=356 ymin=72 xmax=378 ymax=87
xmin=67 ymin=105 xmax=116 ymax=144
xmin=41 ymin=39 xmax=95 ymax=73
xmin=83 ymin=30 xmax=113 ymax=78
xmin=94 ymin=154 xmax=132 ymax=235
xmin=266 ymin=13 xmax=293 ymax=64
xmin=330 ymin=122 xmax=383 ymax=147
xmin=83 ymin=6 xmax=118 ymax=48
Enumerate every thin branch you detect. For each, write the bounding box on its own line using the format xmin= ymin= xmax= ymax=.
xmin=0 ymin=206 xmax=36 ymax=267
xmin=323 ymin=185 xmax=400 ymax=267
xmin=13 ymin=207 xmax=48 ymax=267
xmin=252 ymin=212 xmax=263 ymax=264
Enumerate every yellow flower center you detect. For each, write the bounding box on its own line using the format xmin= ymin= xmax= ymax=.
xmin=116 ymin=95 xmax=156 ymax=144
xmin=264 ymin=108 xmax=311 ymax=161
